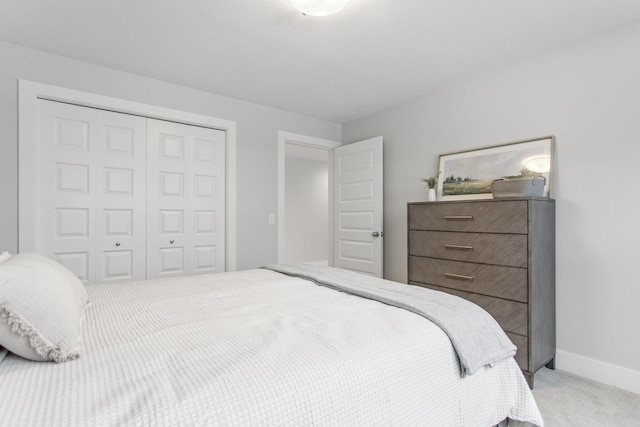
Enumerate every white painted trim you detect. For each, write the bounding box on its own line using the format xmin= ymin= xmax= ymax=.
xmin=225 ymin=125 xmax=237 ymax=272
xmin=277 ymin=131 xmax=341 ymax=264
xmin=18 ymin=79 xmax=237 ymax=271
xmin=556 ymin=349 xmax=640 ymax=395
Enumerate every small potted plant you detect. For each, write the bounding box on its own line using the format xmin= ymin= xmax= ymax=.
xmin=421 ymin=173 xmax=439 ymax=201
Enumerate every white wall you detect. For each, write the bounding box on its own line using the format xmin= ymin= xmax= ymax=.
xmin=0 ymin=41 xmax=341 ymax=270
xmin=284 ymin=156 xmax=329 ymax=264
xmin=343 ymin=21 xmax=640 ymax=392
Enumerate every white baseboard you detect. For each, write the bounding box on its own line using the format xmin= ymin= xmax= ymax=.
xmin=556 ymin=350 xmax=640 ymax=395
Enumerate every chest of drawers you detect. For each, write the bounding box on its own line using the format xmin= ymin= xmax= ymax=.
xmin=407 ymin=198 xmax=555 ymax=387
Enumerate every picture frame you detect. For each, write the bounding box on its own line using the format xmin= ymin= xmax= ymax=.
xmin=437 ymin=136 xmax=553 ymax=201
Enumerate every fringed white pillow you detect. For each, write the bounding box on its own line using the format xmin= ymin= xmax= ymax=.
xmin=0 ymin=251 xmax=11 ymax=264
xmin=0 ymin=253 xmax=89 ymax=362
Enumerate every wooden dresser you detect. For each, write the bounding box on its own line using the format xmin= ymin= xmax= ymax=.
xmin=407 ymin=198 xmax=555 ymax=387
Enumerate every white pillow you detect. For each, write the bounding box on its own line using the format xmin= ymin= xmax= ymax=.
xmin=0 ymin=253 xmax=89 ymax=362
xmin=0 ymin=251 xmax=11 ymax=264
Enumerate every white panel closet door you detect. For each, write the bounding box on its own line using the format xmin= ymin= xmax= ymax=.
xmin=37 ymin=100 xmax=147 ymax=284
xmin=94 ymin=110 xmax=147 ymax=283
xmin=146 ymin=119 xmax=226 ymax=278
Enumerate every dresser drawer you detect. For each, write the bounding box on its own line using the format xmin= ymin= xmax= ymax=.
xmin=414 ymin=284 xmax=528 ymax=336
xmin=408 ymin=200 xmax=528 ymax=234
xmin=408 ymin=256 xmax=528 ymax=302
xmin=409 ymin=230 xmax=528 ymax=268
xmin=507 ymin=332 xmax=529 ymax=371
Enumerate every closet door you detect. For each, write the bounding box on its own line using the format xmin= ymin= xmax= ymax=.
xmin=93 ymin=110 xmax=147 ymax=283
xmin=37 ymin=100 xmax=147 ymax=284
xmin=38 ymin=101 xmax=95 ymax=283
xmin=146 ymin=119 xmax=226 ymax=278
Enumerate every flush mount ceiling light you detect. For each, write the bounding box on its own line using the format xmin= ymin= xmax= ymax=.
xmin=289 ymin=0 xmax=352 ymax=16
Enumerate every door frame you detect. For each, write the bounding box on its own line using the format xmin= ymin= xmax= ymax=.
xmin=277 ymin=131 xmax=341 ymax=264
xmin=18 ymin=79 xmax=237 ymax=271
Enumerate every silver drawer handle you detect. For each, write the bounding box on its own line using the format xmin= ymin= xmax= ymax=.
xmin=115 ymin=242 xmax=121 ymax=247
xmin=443 ymin=215 xmax=473 ymax=220
xmin=444 ymin=272 xmax=474 ymax=281
xmin=444 ymin=244 xmax=474 ymax=250
xmin=170 ymin=240 xmax=175 ymax=244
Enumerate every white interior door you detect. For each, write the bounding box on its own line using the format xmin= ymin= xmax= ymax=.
xmin=146 ymin=119 xmax=226 ymax=279
xmin=38 ymin=100 xmax=95 ymax=283
xmin=334 ymin=136 xmax=384 ymax=277
xmin=94 ymin=109 xmax=147 ymax=283
xmin=37 ymin=100 xmax=147 ymax=284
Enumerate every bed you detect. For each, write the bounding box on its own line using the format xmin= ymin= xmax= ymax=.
xmin=0 ymin=254 xmax=543 ymax=426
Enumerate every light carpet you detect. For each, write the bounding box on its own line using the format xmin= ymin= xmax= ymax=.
xmin=532 ymin=367 xmax=640 ymax=426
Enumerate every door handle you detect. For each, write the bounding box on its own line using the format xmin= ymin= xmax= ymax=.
xmin=372 ymin=231 xmax=384 ymax=237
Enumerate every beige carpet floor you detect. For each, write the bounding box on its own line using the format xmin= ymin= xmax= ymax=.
xmin=532 ymin=368 xmax=640 ymax=426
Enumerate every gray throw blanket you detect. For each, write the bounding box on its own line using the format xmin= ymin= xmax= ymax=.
xmin=262 ymin=264 xmax=516 ymax=377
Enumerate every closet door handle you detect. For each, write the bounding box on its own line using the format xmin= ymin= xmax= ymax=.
xmin=115 ymin=242 xmax=121 ymax=247
xmin=170 ymin=240 xmax=175 ymax=244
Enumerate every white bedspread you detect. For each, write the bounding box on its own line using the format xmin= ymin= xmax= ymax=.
xmin=0 ymin=269 xmax=543 ymax=426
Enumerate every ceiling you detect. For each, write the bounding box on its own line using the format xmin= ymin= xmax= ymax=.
xmin=2 ymin=1 xmax=640 ymax=123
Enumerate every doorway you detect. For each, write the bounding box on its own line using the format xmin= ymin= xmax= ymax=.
xmin=277 ymin=131 xmax=341 ymax=265
xmin=278 ymin=132 xmax=384 ymax=276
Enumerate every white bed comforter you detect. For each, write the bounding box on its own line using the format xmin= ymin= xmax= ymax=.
xmin=0 ymin=269 xmax=543 ymax=426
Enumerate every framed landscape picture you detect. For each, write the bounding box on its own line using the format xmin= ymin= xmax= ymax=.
xmin=437 ymin=136 xmax=553 ymax=201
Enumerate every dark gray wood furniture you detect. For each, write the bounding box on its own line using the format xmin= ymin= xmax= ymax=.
xmin=407 ymin=198 xmax=555 ymax=387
